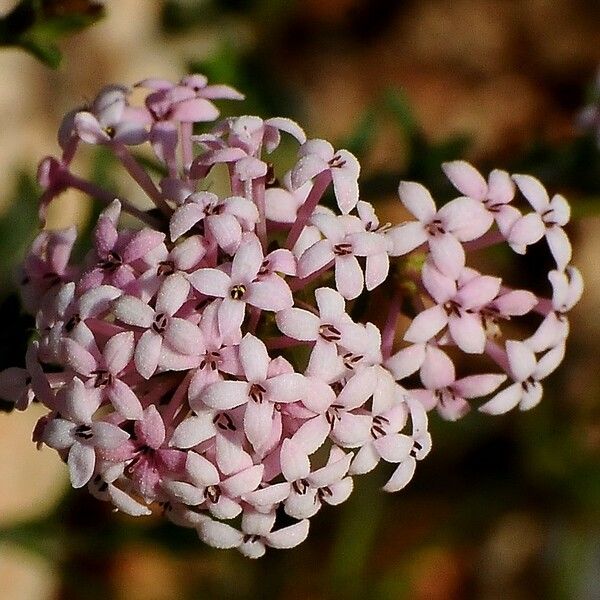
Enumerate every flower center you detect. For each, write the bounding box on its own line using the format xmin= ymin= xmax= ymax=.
xmin=249 ymin=383 xmax=266 ymax=403
xmin=426 ymin=219 xmax=445 ymax=236
xmin=319 ymin=323 xmax=342 ymax=342
xmin=333 ymin=243 xmax=352 ymax=256
xmin=152 ymin=312 xmax=169 ymax=333
xmin=370 ymin=415 xmax=389 ymax=439
xmin=328 ymin=154 xmax=346 ymax=169
xmin=230 ymin=284 xmax=246 ymax=300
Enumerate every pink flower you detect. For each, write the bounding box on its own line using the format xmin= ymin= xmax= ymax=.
xmin=511 ymin=174 xmax=572 ymax=269
xmin=203 ymin=334 xmax=307 ymax=452
xmin=199 ymin=510 xmax=309 ymax=558
xmin=42 ymin=378 xmax=129 ymax=488
xmin=112 ymin=274 xmax=201 ymax=379
xmin=389 ymin=181 xmax=493 ymax=278
xmin=291 ymin=139 xmax=360 ymax=214
xmin=479 ymin=340 xmax=566 ymax=414
xmin=188 ymin=234 xmax=293 ymax=342
xmin=405 ymin=261 xmax=501 ymax=353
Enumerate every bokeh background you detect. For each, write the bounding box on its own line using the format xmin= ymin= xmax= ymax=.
xmin=0 ymin=1 xmax=599 ymax=598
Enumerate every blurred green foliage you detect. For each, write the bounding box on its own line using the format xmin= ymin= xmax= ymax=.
xmin=0 ymin=0 xmax=104 ymax=68
xmin=0 ymin=1 xmax=599 ymax=598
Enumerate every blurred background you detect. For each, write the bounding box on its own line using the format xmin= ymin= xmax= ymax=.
xmin=0 ymin=0 xmax=599 ymax=598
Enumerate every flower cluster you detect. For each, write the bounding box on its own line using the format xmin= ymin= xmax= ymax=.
xmin=0 ymin=75 xmax=582 ymax=557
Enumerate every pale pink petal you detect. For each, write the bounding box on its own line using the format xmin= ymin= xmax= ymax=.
xmin=244 ymin=482 xmax=291 ymax=509
xmin=221 ymin=465 xmax=264 ymax=497
xmin=487 ymin=169 xmax=514 ymax=204
xmin=138 ymin=405 xmax=165 ymax=449
xmin=266 ymin=520 xmax=310 ymax=549
xmin=457 ymin=275 xmax=501 ymax=309
xmin=156 ymin=273 xmax=190 ymax=316
xmin=350 ymin=443 xmax=380 ymax=475
xmin=164 ymin=318 xmax=202 ymax=354
xmin=218 ymin=298 xmax=245 ymax=343
xmin=297 ymin=239 xmax=335 ymax=278
xmin=291 ymin=415 xmax=330 ymax=455
xmin=169 ymin=203 xmax=205 ymax=241
xmin=134 ymin=330 xmax=162 ymax=379
xmin=275 ymin=308 xmax=320 ymax=341
xmin=331 ymin=150 xmax=360 ymax=214
xmin=533 ymin=343 xmax=565 ymax=380
xmin=315 ymin=286 xmax=347 ymax=321
xmin=170 ymin=414 xmax=216 ymax=448
xmin=291 ymin=154 xmax=328 ymax=189
xmin=171 ymin=97 xmax=219 ymax=122
xmin=188 ymin=268 xmax=230 ymax=297
xmin=113 ymin=296 xmax=155 ymax=328
xmin=382 ymin=457 xmax=416 ymax=492
xmin=404 ymin=305 xmax=448 ymax=344
xmin=506 ymin=340 xmax=536 ymax=382
xmin=374 ymin=433 xmax=413 ymax=463
xmin=546 ymin=227 xmax=572 ymax=271
xmin=479 ymin=383 xmax=522 ymax=415
xmin=337 ymin=367 xmax=379 ymax=410
xmin=332 ymin=413 xmax=372 ymax=447
xmin=74 ymin=112 xmax=109 ymax=144
xmin=186 ymin=451 xmax=220 ymax=486
xmin=326 ymin=478 xmax=354 ymax=505
xmin=548 ymin=194 xmax=570 ymax=226
xmin=442 ymin=161 xmax=487 ymax=200
xmin=207 ymin=214 xmax=242 ymax=254
xmin=104 ymin=331 xmax=135 ymax=375
xmin=438 ymin=196 xmax=494 ymax=241
xmin=397 ymin=181 xmax=436 ymax=221
xmin=244 ymin=400 xmax=274 ymax=451
xmin=335 ymin=255 xmax=364 ymax=300
xmin=62 ymin=338 xmax=97 ymax=376
xmin=508 ymin=213 xmax=545 ymax=249
xmin=266 ymin=373 xmax=307 ymax=403
xmin=386 ymin=222 xmax=428 ymax=256
xmin=421 ymin=260 xmax=456 ymax=304
xmin=204 ymin=381 xmax=249 ymax=410
xmin=280 ymin=438 xmax=311 ymax=481
xmin=162 ymin=481 xmax=205 ymax=506
xmin=452 ymin=374 xmax=506 ymax=398
xmin=309 ymin=451 xmax=352 ymax=487
xmin=68 ymin=443 xmax=96 ymax=488
xmin=240 ymin=334 xmax=270 ymax=382
xmin=448 ymin=312 xmax=486 ymax=354
xmin=216 ymin=433 xmax=253 ymax=475
xmin=246 ymin=276 xmax=293 ymax=311
xmin=122 ymin=229 xmax=165 ymax=263
xmin=385 ymin=344 xmax=426 ymax=380
xmin=493 ymin=290 xmax=537 ymax=316
xmin=107 ymin=380 xmax=143 ymax=420
xmin=231 ymin=235 xmax=263 ymax=282
xmin=519 ymin=382 xmax=543 ymax=411
xmin=199 ymin=520 xmax=243 ymax=549
xmin=235 ymin=156 xmax=268 ymax=181
xmin=264 ymin=117 xmax=306 ymax=145
xmin=428 ymin=233 xmax=465 ymax=280
xmin=420 ymin=346 xmax=455 ymax=390
xmin=365 ymin=253 xmax=389 ymax=290
xmin=512 ymin=174 xmax=549 ymax=212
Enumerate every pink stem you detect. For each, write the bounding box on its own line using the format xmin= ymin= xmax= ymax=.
xmin=247 ymin=306 xmax=262 ymax=334
xmin=112 ymin=142 xmax=172 ymax=217
xmin=381 ymin=289 xmax=402 ymax=360
xmin=484 ymin=339 xmax=510 ymax=373
xmin=463 ymin=230 xmax=506 ymax=252
xmin=252 ymin=176 xmax=268 ymax=250
xmin=180 ymin=121 xmax=193 ymax=180
xmin=285 ymin=171 xmax=332 ymax=249
xmin=289 ymin=260 xmax=335 ymax=292
xmin=163 ymin=370 xmax=193 ymax=425
xmin=265 ymin=336 xmax=314 ymax=350
xmin=66 ymin=173 xmax=163 ymax=229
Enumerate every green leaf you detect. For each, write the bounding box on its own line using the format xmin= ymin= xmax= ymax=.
xmin=0 ymin=173 xmax=40 ymax=291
